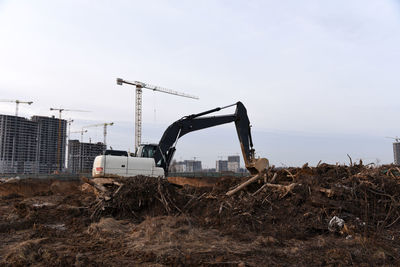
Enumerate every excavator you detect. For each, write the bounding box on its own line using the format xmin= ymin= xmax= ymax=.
xmin=92 ymin=102 xmax=268 ymax=178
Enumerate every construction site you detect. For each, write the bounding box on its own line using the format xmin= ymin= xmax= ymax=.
xmin=2 ymin=1 xmax=400 ymax=266
xmin=1 ymin=95 xmax=400 ymax=266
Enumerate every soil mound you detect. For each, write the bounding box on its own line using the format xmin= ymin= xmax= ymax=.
xmin=1 ymin=163 xmax=400 ymax=266
xmin=0 ymin=179 xmax=81 ymax=197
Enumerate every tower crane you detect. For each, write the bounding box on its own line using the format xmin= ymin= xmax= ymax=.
xmin=386 ymin=136 xmax=400 ymax=143
xmin=0 ymin=99 xmax=33 ymax=116
xmin=49 ymin=108 xmax=90 ymax=171
xmin=82 ymin=122 xmax=114 ymax=148
xmin=66 ymin=119 xmax=74 ymax=143
xmin=70 ymin=129 xmax=88 ymax=142
xmin=116 ymin=78 xmax=199 ymax=151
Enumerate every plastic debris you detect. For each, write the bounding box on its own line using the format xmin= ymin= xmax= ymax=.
xmin=328 ymin=216 xmax=345 ymax=232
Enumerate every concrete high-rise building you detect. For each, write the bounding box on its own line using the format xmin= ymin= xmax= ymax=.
xmin=394 ymin=142 xmax=400 ymax=165
xmin=68 ymin=140 xmax=106 ymax=173
xmin=170 ymin=160 xmax=202 ymax=172
xmin=32 ymin=116 xmax=67 ymax=173
xmin=183 ymin=160 xmax=202 ymax=172
xmin=173 ymin=162 xmax=187 ymax=172
xmin=216 ymin=160 xmax=228 ymax=172
xmin=0 ymin=115 xmax=38 ymax=174
xmin=0 ymin=114 xmax=66 ymax=174
xmin=227 ymin=155 xmax=240 ymax=173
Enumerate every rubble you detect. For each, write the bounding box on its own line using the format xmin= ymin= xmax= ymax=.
xmin=1 ymin=162 xmax=400 ymax=266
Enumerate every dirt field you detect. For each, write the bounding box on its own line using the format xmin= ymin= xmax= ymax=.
xmin=1 ymin=163 xmax=400 ymax=266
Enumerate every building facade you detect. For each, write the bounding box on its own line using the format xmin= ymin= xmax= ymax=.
xmin=172 ymin=160 xmax=202 ymax=172
xmin=32 ymin=116 xmax=67 ymax=173
xmin=216 ymin=160 xmax=228 ymax=172
xmin=68 ymin=140 xmax=106 ymax=173
xmin=173 ymin=162 xmax=186 ymax=172
xmin=0 ymin=115 xmax=38 ymax=174
xmin=183 ymin=160 xmax=202 ymax=172
xmin=227 ymin=155 xmax=240 ymax=173
xmin=394 ymin=142 xmax=400 ymax=165
xmin=0 ymin=114 xmax=66 ymax=174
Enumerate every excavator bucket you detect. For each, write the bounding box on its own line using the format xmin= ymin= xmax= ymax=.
xmin=248 ymin=157 xmax=269 ymax=175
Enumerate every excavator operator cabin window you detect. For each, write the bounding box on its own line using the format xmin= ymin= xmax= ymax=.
xmin=141 ymin=145 xmax=156 ymax=158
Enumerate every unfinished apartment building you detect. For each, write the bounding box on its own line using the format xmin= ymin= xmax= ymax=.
xmin=0 ymin=115 xmax=38 ymax=174
xmin=0 ymin=114 xmax=66 ymax=174
xmin=32 ymin=116 xmax=67 ymax=173
xmin=68 ymin=140 xmax=105 ymax=174
xmin=394 ymin=142 xmax=400 ymax=165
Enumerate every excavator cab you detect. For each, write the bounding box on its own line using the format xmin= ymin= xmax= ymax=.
xmin=136 ymin=144 xmax=158 ymax=158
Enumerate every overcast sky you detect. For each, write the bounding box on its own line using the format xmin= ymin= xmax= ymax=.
xmin=0 ymin=1 xmax=399 ymax=167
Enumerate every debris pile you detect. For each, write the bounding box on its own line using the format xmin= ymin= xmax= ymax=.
xmin=1 ymin=163 xmax=400 ymax=265
xmin=90 ymin=176 xmax=184 ymax=221
xmin=88 ymin=163 xmax=400 ymax=238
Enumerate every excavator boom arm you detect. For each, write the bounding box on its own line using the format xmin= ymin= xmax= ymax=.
xmin=153 ymin=102 xmax=267 ymax=175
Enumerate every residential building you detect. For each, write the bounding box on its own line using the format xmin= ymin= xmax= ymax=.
xmin=184 ymin=160 xmax=202 ymax=172
xmin=216 ymin=160 xmax=228 ymax=172
xmin=172 ymin=160 xmax=202 ymax=172
xmin=32 ymin=116 xmax=67 ymax=173
xmin=394 ymin=142 xmax=400 ymax=165
xmin=0 ymin=114 xmax=66 ymax=174
xmin=227 ymin=155 xmax=240 ymax=172
xmin=0 ymin=115 xmax=38 ymax=174
xmin=68 ymin=140 xmax=106 ymax=173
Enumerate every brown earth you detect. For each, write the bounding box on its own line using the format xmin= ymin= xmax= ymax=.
xmin=1 ymin=163 xmax=400 ymax=266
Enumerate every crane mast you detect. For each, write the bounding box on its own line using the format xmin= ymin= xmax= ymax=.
xmin=116 ymin=78 xmax=199 ymax=151
xmin=49 ymin=108 xmax=90 ymax=171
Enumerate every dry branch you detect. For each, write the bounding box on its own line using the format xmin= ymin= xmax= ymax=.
xmin=270 ymin=173 xmax=278 ymax=183
xmin=319 ymin=187 xmax=334 ymax=197
xmin=226 ymin=174 xmax=261 ymax=196
xmin=285 ymin=169 xmax=296 ymax=181
xmin=252 ymin=182 xmax=299 ymax=198
xmin=347 ymin=154 xmax=353 ymax=166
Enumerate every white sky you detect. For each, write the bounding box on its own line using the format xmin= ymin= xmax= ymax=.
xmin=0 ymin=1 xmax=400 ymax=167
